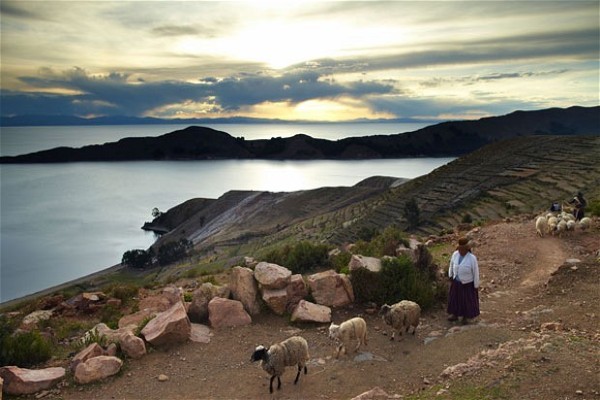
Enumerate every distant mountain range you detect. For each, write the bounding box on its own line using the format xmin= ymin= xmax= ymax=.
xmin=0 ymin=114 xmax=431 ymax=127
xmin=0 ymin=106 xmax=598 ymax=163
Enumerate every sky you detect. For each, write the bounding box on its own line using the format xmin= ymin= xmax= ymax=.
xmin=1 ymin=0 xmax=599 ymax=123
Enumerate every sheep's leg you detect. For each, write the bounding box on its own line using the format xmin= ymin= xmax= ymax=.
xmin=277 ymin=376 xmax=282 ymax=390
xmin=294 ymin=365 xmax=301 ymax=384
xmin=269 ymin=376 xmax=276 ymax=393
xmin=390 ymin=331 xmax=395 ymax=341
xmin=303 ymin=365 xmax=307 ymax=375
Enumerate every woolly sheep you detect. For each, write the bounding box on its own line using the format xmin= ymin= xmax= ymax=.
xmin=578 ymin=217 xmax=592 ymax=230
xmin=547 ymin=216 xmax=558 ymax=235
xmin=566 ymin=220 xmax=576 ymax=232
xmin=556 ymin=220 xmax=567 ymax=236
xmin=379 ymin=300 xmax=421 ymax=341
xmin=535 ymin=216 xmax=547 ymax=237
xmin=250 ymin=336 xmax=309 ymax=393
xmin=328 ymin=317 xmax=368 ymax=358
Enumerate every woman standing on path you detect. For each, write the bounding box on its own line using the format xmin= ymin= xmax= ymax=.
xmin=447 ymin=237 xmax=480 ymax=324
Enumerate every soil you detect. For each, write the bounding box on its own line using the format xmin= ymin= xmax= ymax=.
xmin=13 ymin=218 xmax=600 ymax=400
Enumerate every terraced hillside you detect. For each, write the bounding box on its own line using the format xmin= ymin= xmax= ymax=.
xmin=327 ymin=135 xmax=600 ymax=242
xmin=149 ymin=135 xmax=599 ymax=267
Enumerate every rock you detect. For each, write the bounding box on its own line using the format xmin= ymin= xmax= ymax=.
xmin=0 ymin=366 xmax=65 ymax=395
xmin=90 ymin=323 xmax=146 ymax=359
xmin=286 ymin=274 xmax=309 ymax=312
xmin=188 ymin=283 xmax=230 ymax=323
xmin=118 ymin=308 xmax=156 ymax=330
xmin=74 ymin=356 xmax=123 ymax=384
xmin=351 ymin=387 xmax=391 ymax=400
xmin=189 ymin=323 xmax=212 ymax=343
xmin=21 ymin=310 xmax=54 ymax=328
xmin=348 ymin=255 xmax=381 ymax=273
xmin=307 ymin=270 xmax=354 ymax=307
xmin=141 ymin=301 xmax=191 ymax=346
xmin=261 ymin=288 xmax=288 ymax=315
xmin=290 ymin=300 xmax=331 ymax=323
xmin=208 ymin=297 xmax=252 ymax=328
xmin=70 ymin=343 xmax=104 ymax=372
xmin=229 ymin=266 xmax=261 ymax=315
xmin=254 ymin=262 xmax=292 ymax=290
xmin=158 ymin=374 xmax=169 ymax=382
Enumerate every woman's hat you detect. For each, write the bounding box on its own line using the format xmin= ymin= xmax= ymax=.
xmin=456 ymin=237 xmax=471 ymax=250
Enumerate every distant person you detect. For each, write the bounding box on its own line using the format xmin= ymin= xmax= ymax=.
xmin=447 ymin=237 xmax=480 ymax=324
xmin=549 ymin=202 xmax=561 ymax=212
xmin=568 ymin=191 xmax=587 ymax=221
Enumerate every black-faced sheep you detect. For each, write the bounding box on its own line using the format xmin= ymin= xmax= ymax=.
xmin=250 ymin=336 xmax=309 ymax=393
xmin=379 ymin=300 xmax=421 ymax=341
xmin=328 ymin=316 xmax=368 ymax=358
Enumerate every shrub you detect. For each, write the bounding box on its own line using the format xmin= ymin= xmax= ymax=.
xmin=99 ymin=305 xmax=123 ymax=330
xmin=0 ymin=317 xmax=53 ymax=367
xmin=81 ymin=327 xmax=108 ymax=348
xmin=588 ymin=199 xmax=600 ymax=216
xmin=262 ymin=241 xmax=331 ymax=274
xmin=403 ymin=198 xmax=420 ymax=229
xmin=122 ymin=248 xmax=154 ymax=269
xmin=107 ymin=283 xmax=140 ymax=304
xmin=350 ymin=255 xmax=436 ymax=310
xmin=353 ymin=226 xmax=408 ymax=257
xmin=461 ymin=213 xmax=473 ymax=223
xmin=157 ymin=238 xmax=193 ymax=266
xmin=330 ymin=251 xmax=352 ymax=274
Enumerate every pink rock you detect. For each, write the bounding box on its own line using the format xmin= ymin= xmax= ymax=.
xmin=0 ymin=366 xmax=65 ymax=395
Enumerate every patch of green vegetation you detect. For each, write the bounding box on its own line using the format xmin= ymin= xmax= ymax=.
xmin=353 ymin=226 xmax=409 ymax=257
xmin=105 ymin=283 xmax=140 ymax=305
xmin=330 ymin=251 xmax=352 ymax=274
xmin=587 ymin=199 xmax=600 ymax=216
xmin=99 ymin=305 xmax=123 ymax=330
xmin=81 ymin=327 xmax=108 ymax=349
xmin=260 ymin=241 xmax=332 ymax=274
xmin=0 ymin=315 xmax=53 ymax=367
xmin=134 ymin=315 xmax=155 ymax=337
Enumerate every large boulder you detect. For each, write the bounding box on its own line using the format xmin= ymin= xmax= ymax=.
xmin=0 ymin=366 xmax=65 ymax=395
xmin=208 ymin=297 xmax=252 ymax=328
xmin=74 ymin=356 xmax=123 ymax=384
xmin=307 ymin=270 xmax=354 ymax=307
xmin=91 ymin=323 xmax=146 ymax=359
xmin=348 ymin=255 xmax=382 ymax=273
xmin=286 ymin=274 xmax=308 ymax=312
xmin=261 ymin=288 xmax=288 ymax=315
xmin=70 ymin=343 xmax=104 ymax=372
xmin=141 ymin=301 xmax=191 ymax=346
xmin=229 ymin=266 xmax=261 ymax=315
xmin=290 ymin=300 xmax=331 ymax=323
xmin=188 ymin=283 xmax=230 ymax=323
xmin=254 ymin=262 xmax=291 ymax=290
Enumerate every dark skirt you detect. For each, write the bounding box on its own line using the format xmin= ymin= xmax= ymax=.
xmin=447 ymin=280 xmax=480 ymax=319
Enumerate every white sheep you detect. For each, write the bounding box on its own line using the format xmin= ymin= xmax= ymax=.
xmin=535 ymin=216 xmax=547 ymax=237
xmin=250 ymin=336 xmax=309 ymax=393
xmin=566 ymin=219 xmax=576 ymax=232
xmin=547 ymin=216 xmax=558 ymax=235
xmin=578 ymin=217 xmax=592 ymax=230
xmin=328 ymin=317 xmax=368 ymax=358
xmin=379 ymin=300 xmax=421 ymax=341
xmin=556 ymin=220 xmax=567 ymax=237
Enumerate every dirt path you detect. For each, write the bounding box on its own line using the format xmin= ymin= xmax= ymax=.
xmin=51 ymin=219 xmax=599 ymax=400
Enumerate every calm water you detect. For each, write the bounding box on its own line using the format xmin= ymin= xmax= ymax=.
xmin=0 ymin=123 xmax=450 ymax=303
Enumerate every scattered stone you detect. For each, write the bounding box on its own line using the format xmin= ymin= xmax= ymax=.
xmin=74 ymin=356 xmax=123 ymax=384
xmin=0 ymin=366 xmax=66 ymax=395
xmin=158 ymin=374 xmax=169 ymax=382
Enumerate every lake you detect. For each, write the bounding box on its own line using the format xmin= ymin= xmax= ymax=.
xmin=0 ymin=122 xmax=452 ymax=303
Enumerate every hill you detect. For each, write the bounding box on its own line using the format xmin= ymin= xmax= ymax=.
xmin=143 ymin=135 xmax=599 ymax=272
xmin=1 ymin=106 xmax=598 ymax=163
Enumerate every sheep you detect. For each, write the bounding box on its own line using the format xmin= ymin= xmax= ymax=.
xmin=250 ymin=336 xmax=309 ymax=393
xmin=535 ymin=216 xmax=547 ymax=237
xmin=556 ymin=220 xmax=567 ymax=237
xmin=379 ymin=300 xmax=421 ymax=341
xmin=566 ymin=219 xmax=576 ymax=232
xmin=547 ymin=216 xmax=558 ymax=235
xmin=328 ymin=317 xmax=368 ymax=358
xmin=578 ymin=217 xmax=592 ymax=230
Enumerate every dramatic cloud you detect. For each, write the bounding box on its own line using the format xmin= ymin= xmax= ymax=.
xmin=1 ymin=1 xmax=598 ymax=121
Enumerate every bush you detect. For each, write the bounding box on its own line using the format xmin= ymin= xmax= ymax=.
xmin=330 ymin=251 xmax=352 ymax=274
xmin=403 ymin=198 xmax=420 ymax=229
xmin=107 ymin=283 xmax=140 ymax=304
xmin=157 ymin=239 xmax=193 ymax=266
xmin=350 ymin=255 xmax=437 ymax=310
xmin=461 ymin=213 xmax=473 ymax=223
xmin=262 ymin=241 xmax=331 ymax=274
xmin=587 ymin=199 xmax=600 ymax=216
xmin=0 ymin=315 xmax=52 ymax=367
xmin=353 ymin=226 xmax=408 ymax=257
xmin=122 ymin=248 xmax=154 ymax=269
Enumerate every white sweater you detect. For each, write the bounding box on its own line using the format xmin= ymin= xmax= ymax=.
xmin=448 ymin=251 xmax=480 ymax=288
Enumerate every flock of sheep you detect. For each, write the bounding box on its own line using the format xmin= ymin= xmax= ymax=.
xmin=250 ymin=300 xmax=421 ymax=393
xmin=535 ymin=211 xmax=592 ymax=237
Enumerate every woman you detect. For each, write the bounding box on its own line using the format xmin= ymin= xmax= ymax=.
xmin=447 ymin=237 xmax=480 ymax=324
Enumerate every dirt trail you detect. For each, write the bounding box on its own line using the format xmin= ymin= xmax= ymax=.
xmin=46 ymin=219 xmax=600 ymax=400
